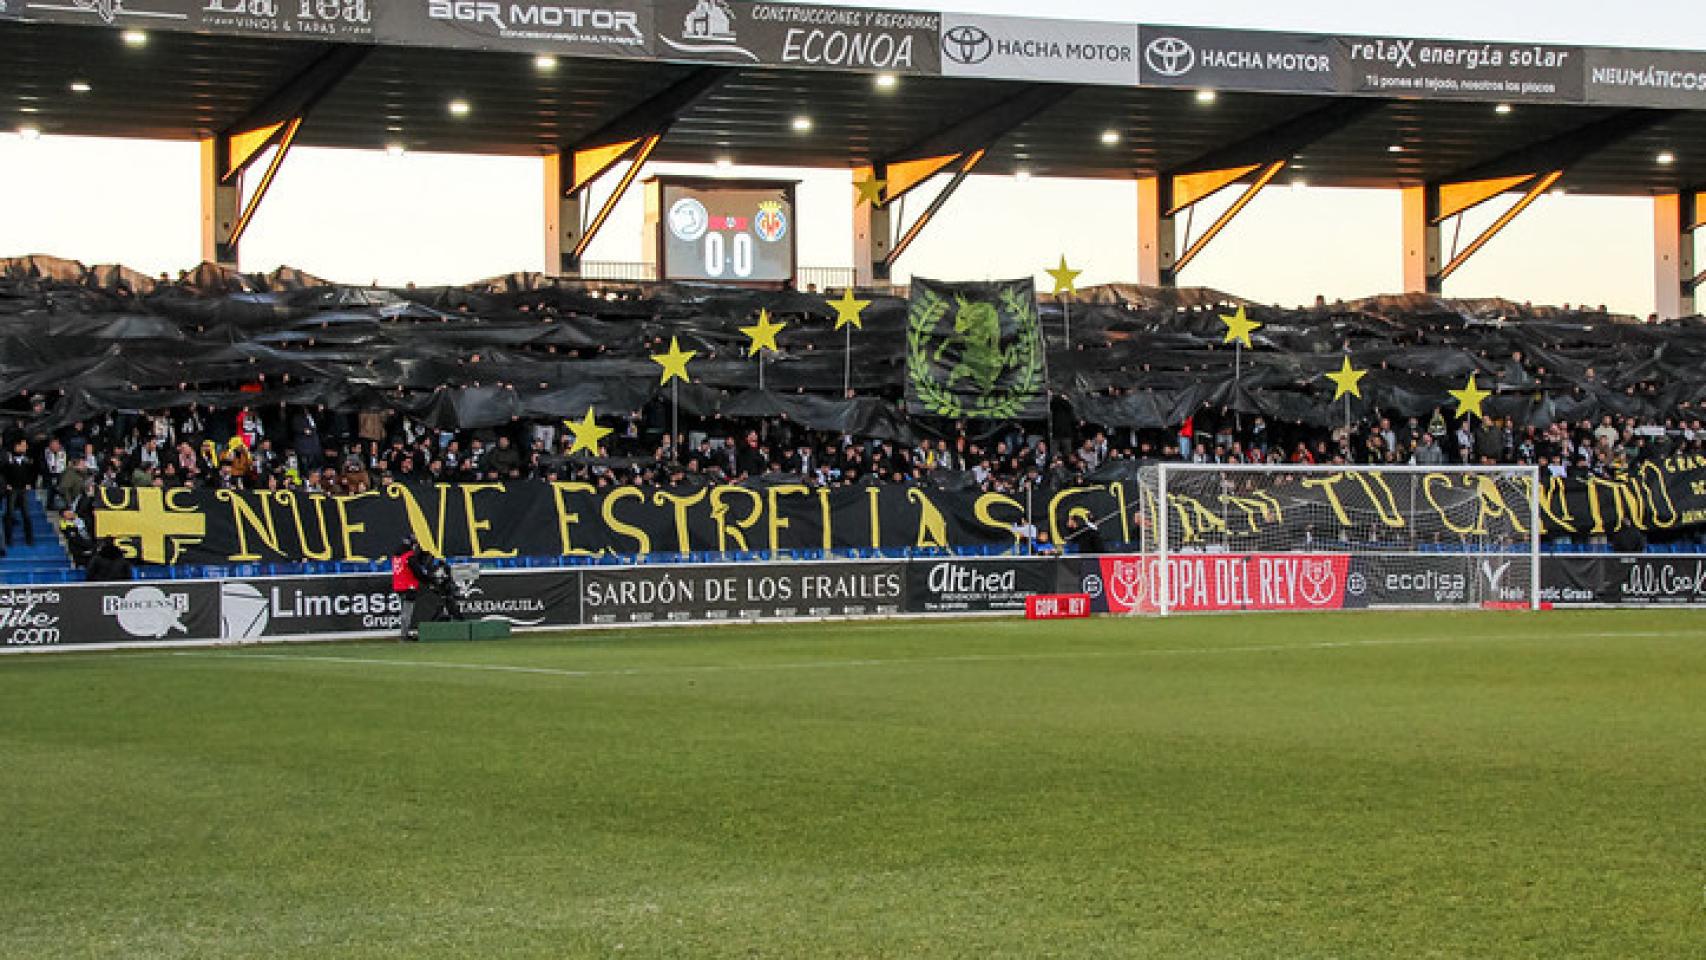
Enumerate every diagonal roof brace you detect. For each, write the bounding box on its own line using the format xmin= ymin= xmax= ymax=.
xmin=1160 ymin=98 xmax=1385 ymax=214
xmin=1151 ymin=99 xmax=1381 ymax=280
xmin=1434 ymin=108 xmax=1678 ymax=221
xmin=1172 ymin=160 xmax=1287 ymax=276
xmin=218 ymin=44 xmax=373 ymax=182
xmin=1420 ymin=109 xmax=1681 ymax=289
xmin=547 ymin=67 xmax=734 ymax=268
xmin=206 ymin=43 xmax=371 ymax=262
xmin=884 ymin=149 xmax=986 ymax=268
xmin=569 ymin=133 xmax=661 ymax=264
xmin=1165 ymin=98 xmax=1384 ymax=214
xmin=1437 ymin=170 xmax=1563 ymax=282
xmin=1437 ymin=175 xmax=1539 ymax=222
xmin=855 ymin=84 xmax=1077 ymax=274
xmin=1445 ymin=109 xmax=1679 ymax=185
xmin=561 ymin=67 xmax=733 ymax=196
xmin=866 ymin=83 xmax=1079 ymax=206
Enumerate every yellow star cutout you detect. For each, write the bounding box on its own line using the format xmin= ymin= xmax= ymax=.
xmin=854 ymin=176 xmax=886 ymax=206
xmin=1220 ymin=305 xmax=1262 ymax=349
xmin=739 ymin=309 xmax=786 ymax=357
xmin=651 ymin=336 xmax=696 ymax=385
xmin=826 ymin=288 xmax=870 ymax=331
xmin=563 ymin=408 xmax=613 ymax=456
xmin=1324 ymin=356 xmax=1368 ymax=401
xmin=1449 ymin=373 xmax=1492 ymax=419
xmin=1045 ymin=255 xmax=1081 ymax=297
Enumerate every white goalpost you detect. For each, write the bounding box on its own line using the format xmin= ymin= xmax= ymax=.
xmin=1113 ymin=463 xmax=1543 ymax=615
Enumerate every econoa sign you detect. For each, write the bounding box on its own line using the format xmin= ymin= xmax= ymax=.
xmin=1081 ymin=554 xmax=1351 ymax=614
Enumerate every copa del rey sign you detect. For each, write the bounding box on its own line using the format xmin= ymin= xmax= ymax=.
xmin=1087 ymin=554 xmax=1353 ymax=614
xmin=1026 ymin=594 xmax=1091 ymax=619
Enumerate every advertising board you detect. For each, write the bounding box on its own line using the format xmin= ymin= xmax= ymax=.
xmin=0 ymin=581 xmax=221 ymax=648
xmin=1138 ymin=25 xmax=1341 ymax=93
xmin=941 ymin=14 xmax=1138 ymax=85
xmin=215 ymin=570 xmax=582 ymax=640
xmin=653 ymin=0 xmax=939 ymax=73
xmin=1340 ymin=35 xmax=1581 ymax=102
xmin=583 ymin=561 xmax=904 ymax=624
xmin=906 ymin=557 xmax=1060 ymax=613
xmin=1075 ymin=553 xmax=1352 ymax=614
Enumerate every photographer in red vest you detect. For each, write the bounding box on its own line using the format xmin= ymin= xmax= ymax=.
xmin=390 ymin=536 xmax=433 ymax=642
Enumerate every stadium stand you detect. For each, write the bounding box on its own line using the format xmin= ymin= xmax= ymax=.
xmin=3 ymin=254 xmax=1702 ymax=581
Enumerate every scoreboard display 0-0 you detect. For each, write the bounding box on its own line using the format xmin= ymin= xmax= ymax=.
xmin=645 ymin=177 xmax=798 ymax=285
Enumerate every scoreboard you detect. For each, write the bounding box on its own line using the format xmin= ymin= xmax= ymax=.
xmin=645 ymin=177 xmax=798 ymax=285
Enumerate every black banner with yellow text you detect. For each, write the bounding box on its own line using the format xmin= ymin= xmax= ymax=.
xmin=90 ymin=457 xmax=1706 ymax=566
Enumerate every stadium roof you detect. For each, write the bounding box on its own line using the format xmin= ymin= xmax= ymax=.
xmin=3 ymin=10 xmax=1706 ymax=197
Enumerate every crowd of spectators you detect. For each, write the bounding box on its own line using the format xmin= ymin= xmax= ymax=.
xmin=13 ymin=400 xmax=1700 ymax=497
xmin=7 ymin=394 xmax=1702 ymax=560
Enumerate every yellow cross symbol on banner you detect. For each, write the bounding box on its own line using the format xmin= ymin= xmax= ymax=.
xmin=94 ymin=487 xmax=207 ymax=564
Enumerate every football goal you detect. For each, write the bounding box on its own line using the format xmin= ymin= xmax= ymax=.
xmin=1104 ymin=463 xmax=1542 ymax=615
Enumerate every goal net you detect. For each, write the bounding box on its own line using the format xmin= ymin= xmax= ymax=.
xmin=1096 ymin=464 xmax=1541 ymax=615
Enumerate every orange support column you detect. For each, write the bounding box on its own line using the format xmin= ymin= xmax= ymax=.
xmin=199 ymin=138 xmax=240 ymax=268
xmin=1654 ymin=192 xmax=1699 ymax=320
xmin=1402 ymin=185 xmax=1441 ymax=295
xmin=1136 ymin=175 xmax=1176 ymax=288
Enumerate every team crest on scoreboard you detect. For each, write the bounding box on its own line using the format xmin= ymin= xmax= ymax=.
xmin=668 ymin=197 xmax=710 ymax=242
xmin=754 ymin=200 xmax=788 ymax=242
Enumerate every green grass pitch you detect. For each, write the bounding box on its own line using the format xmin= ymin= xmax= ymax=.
xmin=3 ymin=611 xmax=1704 ymax=958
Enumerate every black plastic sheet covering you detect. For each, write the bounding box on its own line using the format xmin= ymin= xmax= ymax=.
xmin=3 ymin=256 xmax=1704 ymax=436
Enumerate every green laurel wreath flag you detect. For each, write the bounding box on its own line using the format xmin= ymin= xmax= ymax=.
xmin=905 ymin=278 xmax=1044 ymax=420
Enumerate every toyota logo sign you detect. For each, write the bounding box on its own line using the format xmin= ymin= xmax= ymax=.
xmin=942 ymin=24 xmax=994 ymax=65
xmin=1144 ymin=36 xmax=1196 ymax=77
